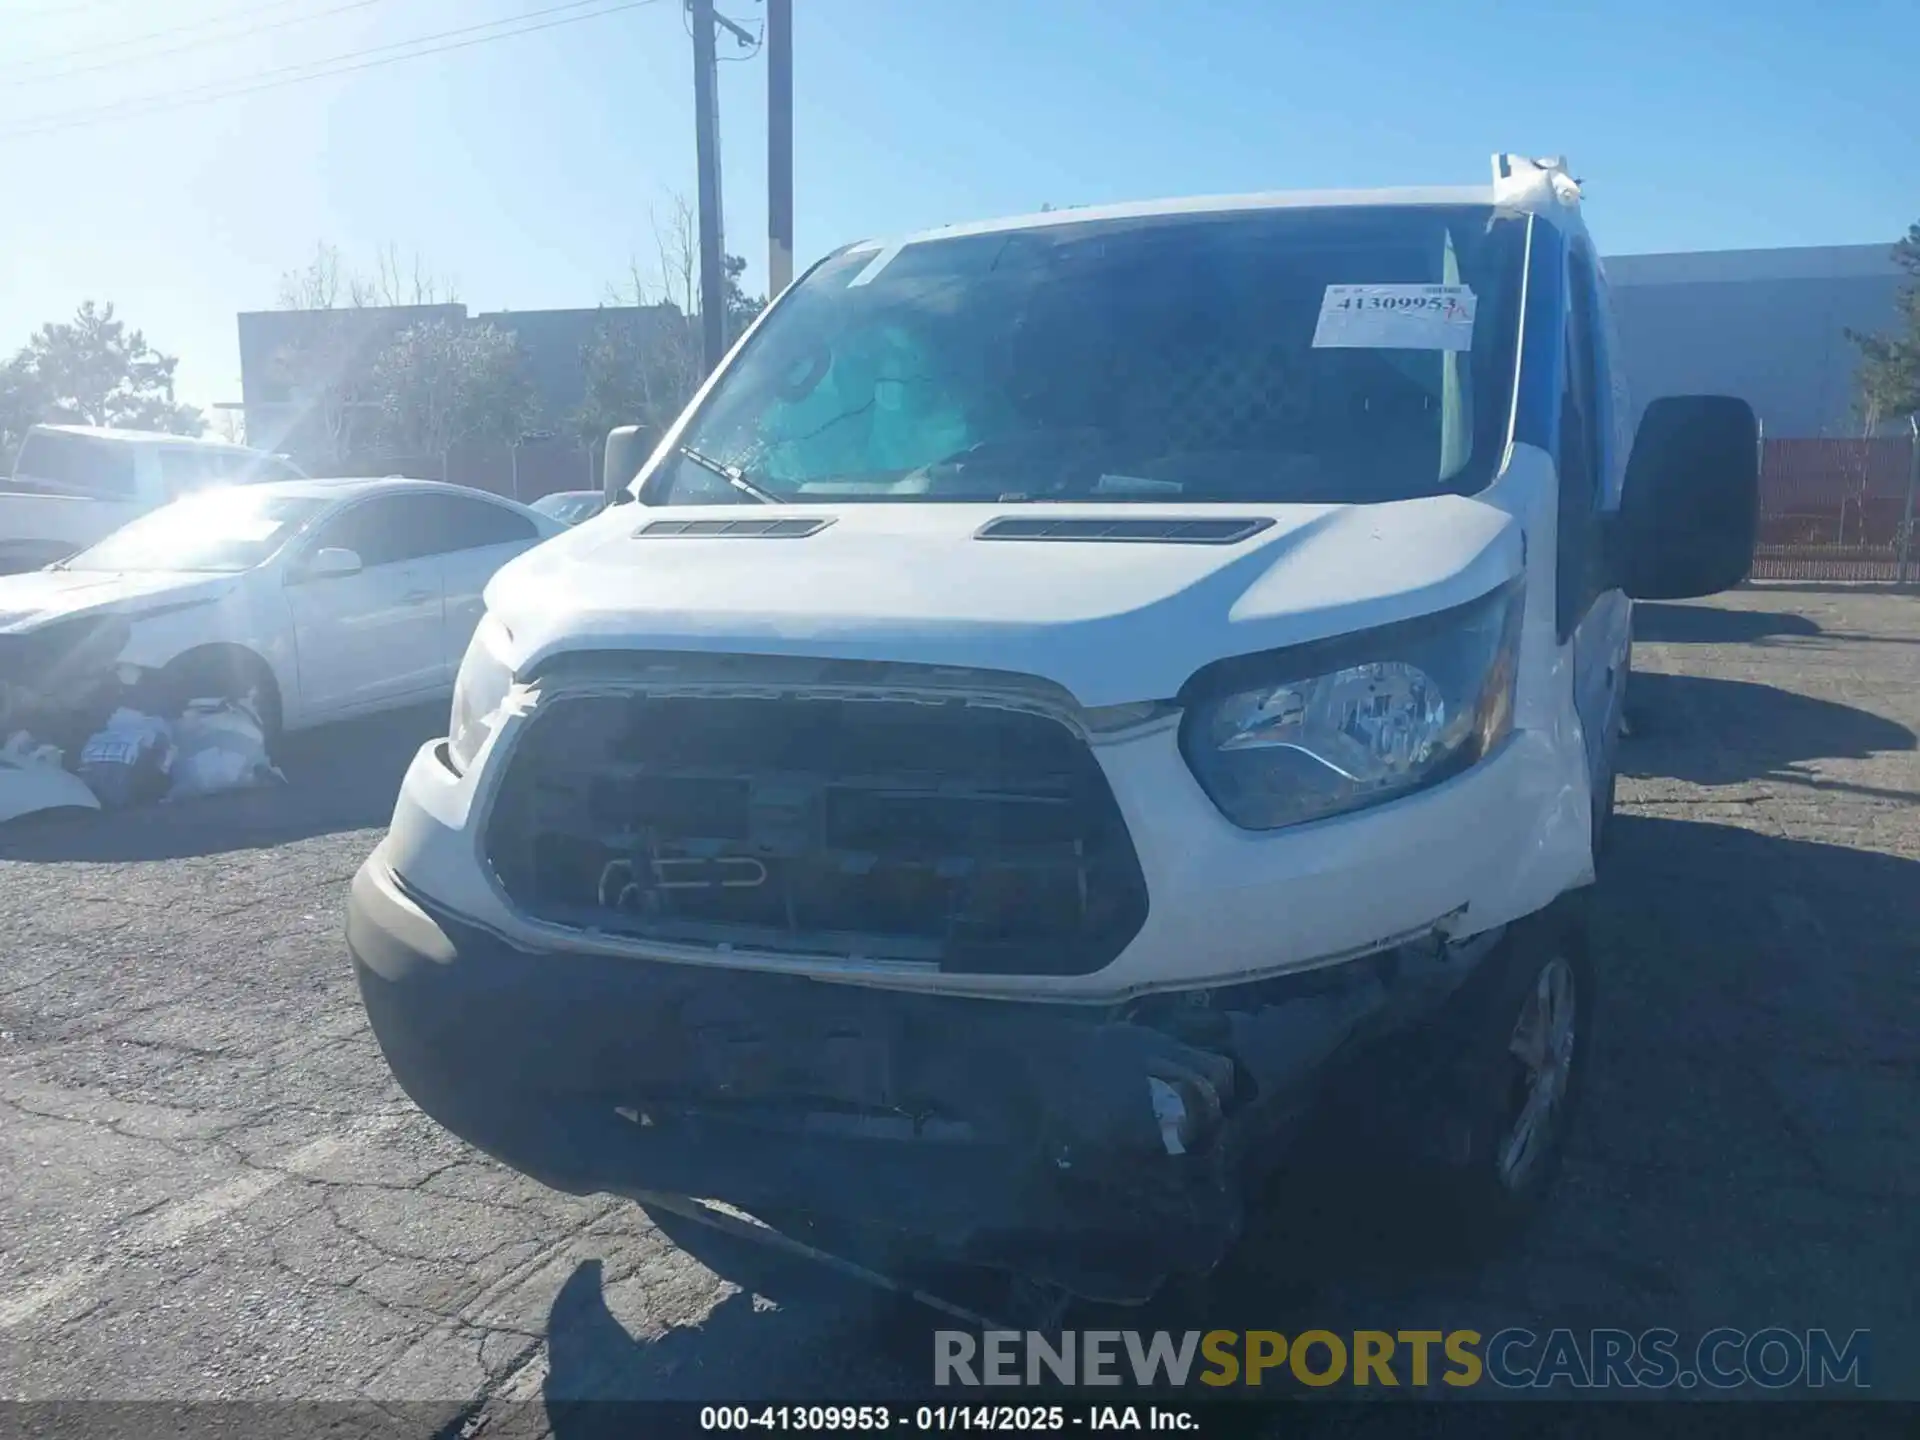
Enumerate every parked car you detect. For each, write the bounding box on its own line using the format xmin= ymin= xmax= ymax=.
xmin=348 ymin=156 xmax=1758 ymax=1307
xmin=0 ymin=477 xmax=565 ymax=758
xmin=0 ymin=424 xmax=308 ymax=575
xmin=528 ymin=490 xmax=608 ymax=527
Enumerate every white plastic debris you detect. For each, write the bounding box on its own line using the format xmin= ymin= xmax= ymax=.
xmin=166 ymin=697 xmax=283 ymax=801
xmin=0 ymin=730 xmax=101 ymax=823
xmin=1148 ymin=1076 xmax=1189 ymax=1157
xmin=77 ymin=708 xmax=175 ymax=810
xmin=3 ymin=730 xmax=65 ymax=772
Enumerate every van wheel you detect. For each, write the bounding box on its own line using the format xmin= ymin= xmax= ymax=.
xmin=1421 ymin=902 xmax=1592 ymax=1252
xmin=155 ymin=648 xmax=284 ymax=757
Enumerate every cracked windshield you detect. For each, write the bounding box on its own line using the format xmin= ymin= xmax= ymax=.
xmin=655 ymin=208 xmax=1523 ymax=505
xmin=0 ymin=0 xmax=1913 ymax=1436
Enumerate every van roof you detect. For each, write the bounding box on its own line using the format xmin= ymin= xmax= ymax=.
xmin=844 ymin=155 xmax=1590 ymax=258
xmin=27 ymin=423 xmax=258 ymax=452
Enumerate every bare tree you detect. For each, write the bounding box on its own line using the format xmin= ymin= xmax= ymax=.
xmin=571 ymin=197 xmax=703 ymax=446
xmin=574 ymin=194 xmax=765 ymax=447
xmin=626 ymin=193 xmax=699 ymax=317
xmin=268 ymin=242 xmax=462 ymax=466
xmin=352 ymin=242 xmax=459 ymax=308
xmin=210 ymin=408 xmax=247 ymax=445
xmin=276 ymin=243 xmax=346 ymax=310
xmin=275 ymin=242 xmax=458 ymax=311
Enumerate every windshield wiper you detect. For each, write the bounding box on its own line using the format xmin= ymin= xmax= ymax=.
xmin=676 ymin=445 xmax=781 ymax=505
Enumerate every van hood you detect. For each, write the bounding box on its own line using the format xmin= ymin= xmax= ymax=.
xmin=487 ymin=498 xmax=1524 ymax=707
xmin=0 ymin=568 xmax=233 ymax=636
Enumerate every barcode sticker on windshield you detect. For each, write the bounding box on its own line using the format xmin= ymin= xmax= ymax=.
xmin=1312 ymin=284 xmax=1477 ymax=351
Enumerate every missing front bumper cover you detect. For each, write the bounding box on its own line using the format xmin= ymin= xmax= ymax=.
xmin=350 ymin=863 xmax=1486 ymax=1301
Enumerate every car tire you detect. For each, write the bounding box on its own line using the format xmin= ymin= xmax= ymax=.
xmin=155 ymin=648 xmax=284 ymax=757
xmin=1416 ymin=899 xmax=1593 ymax=1254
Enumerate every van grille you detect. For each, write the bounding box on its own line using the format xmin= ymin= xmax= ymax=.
xmin=482 ymin=689 xmax=1149 ymax=976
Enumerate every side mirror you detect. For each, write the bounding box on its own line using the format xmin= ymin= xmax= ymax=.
xmin=1615 ymin=395 xmax=1759 ymax=600
xmin=602 ymin=424 xmax=654 ymax=507
xmin=299 ymin=546 xmax=363 ymax=581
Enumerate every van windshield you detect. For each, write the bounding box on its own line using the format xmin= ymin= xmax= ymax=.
xmin=649 ymin=205 xmax=1529 ymax=507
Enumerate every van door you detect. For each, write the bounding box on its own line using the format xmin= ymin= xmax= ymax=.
xmin=1558 ymin=244 xmax=1632 ymax=838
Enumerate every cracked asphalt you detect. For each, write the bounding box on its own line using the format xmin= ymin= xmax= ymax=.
xmin=0 ymin=587 xmax=1914 ymax=1427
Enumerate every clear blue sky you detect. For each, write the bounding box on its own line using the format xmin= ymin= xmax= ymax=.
xmin=1 ymin=0 xmax=1913 ymax=414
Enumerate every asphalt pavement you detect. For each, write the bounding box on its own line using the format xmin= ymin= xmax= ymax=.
xmin=1 ymin=588 xmax=1915 ymax=1428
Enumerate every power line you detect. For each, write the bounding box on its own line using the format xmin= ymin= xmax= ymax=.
xmin=2 ymin=0 xmax=140 ymax=21
xmin=0 ymin=0 xmax=662 ymax=141
xmin=0 ymin=0 xmax=382 ymax=73
xmin=1 ymin=0 xmax=403 ymax=86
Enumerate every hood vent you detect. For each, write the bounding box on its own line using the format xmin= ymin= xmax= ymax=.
xmin=976 ymin=516 xmax=1274 ymax=545
xmin=638 ymin=516 xmax=833 ymax=539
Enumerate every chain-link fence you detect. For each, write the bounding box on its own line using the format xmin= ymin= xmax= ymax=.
xmin=1751 ymin=434 xmax=1919 ymax=583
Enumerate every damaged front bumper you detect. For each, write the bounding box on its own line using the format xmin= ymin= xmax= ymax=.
xmin=0 ymin=614 xmax=132 ymax=751
xmin=349 ymin=853 xmax=1498 ymax=1302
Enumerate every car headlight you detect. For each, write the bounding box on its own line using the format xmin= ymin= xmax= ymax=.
xmin=448 ymin=613 xmax=515 ymax=773
xmin=1179 ymin=582 xmax=1524 ymax=831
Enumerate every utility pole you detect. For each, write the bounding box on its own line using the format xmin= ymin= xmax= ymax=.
xmin=689 ymin=0 xmax=727 ymax=375
xmin=767 ymin=0 xmax=793 ymax=297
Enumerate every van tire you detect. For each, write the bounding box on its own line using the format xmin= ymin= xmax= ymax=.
xmin=1416 ymin=899 xmax=1592 ymax=1254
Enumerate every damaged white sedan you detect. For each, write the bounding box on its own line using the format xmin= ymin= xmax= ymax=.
xmin=349 ymin=157 xmax=1760 ymax=1309
xmin=0 ymin=477 xmax=563 ymax=815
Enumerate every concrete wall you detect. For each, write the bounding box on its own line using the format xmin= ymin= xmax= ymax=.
xmin=1602 ymin=244 xmax=1905 ymax=439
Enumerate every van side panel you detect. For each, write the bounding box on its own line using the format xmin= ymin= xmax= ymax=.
xmin=1564 ymin=246 xmax=1632 ymax=821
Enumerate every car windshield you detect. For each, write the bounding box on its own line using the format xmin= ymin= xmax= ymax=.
xmin=66 ymin=490 xmax=330 ymax=572
xmin=648 ymin=205 xmax=1529 ymax=507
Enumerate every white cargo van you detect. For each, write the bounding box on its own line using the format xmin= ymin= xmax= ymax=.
xmin=0 ymin=424 xmax=306 ymax=573
xmin=348 ymin=157 xmax=1759 ymax=1305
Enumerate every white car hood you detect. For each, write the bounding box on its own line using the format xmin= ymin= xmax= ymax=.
xmin=488 ymin=498 xmax=1524 ymax=707
xmin=0 ymin=569 xmax=234 ymax=635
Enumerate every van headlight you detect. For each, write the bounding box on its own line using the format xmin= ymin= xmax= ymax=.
xmin=1179 ymin=582 xmax=1524 ymax=831
xmin=448 ymin=613 xmax=515 ymax=773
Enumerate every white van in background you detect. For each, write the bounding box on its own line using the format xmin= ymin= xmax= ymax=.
xmin=0 ymin=424 xmax=307 ymax=574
